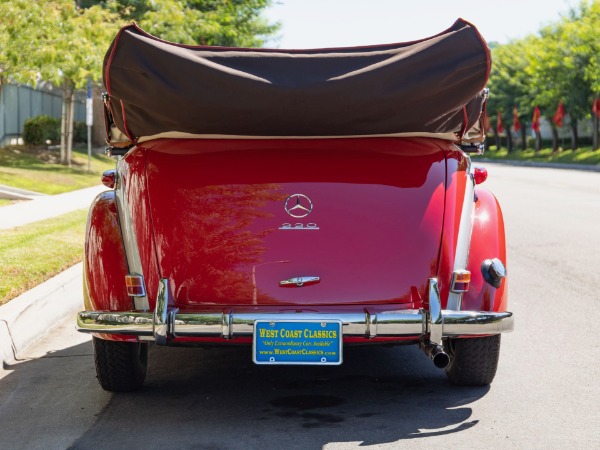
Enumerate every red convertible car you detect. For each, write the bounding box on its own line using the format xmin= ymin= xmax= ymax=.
xmin=77 ymin=19 xmax=513 ymax=391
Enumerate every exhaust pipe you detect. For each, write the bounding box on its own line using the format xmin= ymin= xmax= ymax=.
xmin=420 ymin=342 xmax=450 ymax=369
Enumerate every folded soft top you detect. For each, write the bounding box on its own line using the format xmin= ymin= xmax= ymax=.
xmin=102 ymin=19 xmax=490 ymax=145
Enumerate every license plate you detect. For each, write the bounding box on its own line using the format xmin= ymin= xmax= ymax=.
xmin=253 ymin=320 xmax=342 ymax=365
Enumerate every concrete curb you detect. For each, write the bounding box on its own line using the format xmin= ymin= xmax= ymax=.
xmin=0 ymin=263 xmax=83 ymax=372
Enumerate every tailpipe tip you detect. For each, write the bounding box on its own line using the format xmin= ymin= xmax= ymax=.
xmin=421 ymin=342 xmax=451 ymax=369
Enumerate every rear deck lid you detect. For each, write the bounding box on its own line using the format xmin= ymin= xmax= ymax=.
xmin=144 ymin=138 xmax=447 ymax=307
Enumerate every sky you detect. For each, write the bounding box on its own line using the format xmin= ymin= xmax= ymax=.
xmin=263 ymin=0 xmax=579 ymax=48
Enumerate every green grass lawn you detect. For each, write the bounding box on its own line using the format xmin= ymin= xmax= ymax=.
xmin=0 ymin=144 xmax=115 ymax=305
xmin=0 ymin=145 xmax=115 ymax=194
xmin=0 ymin=209 xmax=88 ymax=305
xmin=475 ymin=145 xmax=600 ymax=166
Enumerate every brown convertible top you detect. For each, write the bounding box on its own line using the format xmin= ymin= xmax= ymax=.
xmin=102 ymin=19 xmax=490 ymax=145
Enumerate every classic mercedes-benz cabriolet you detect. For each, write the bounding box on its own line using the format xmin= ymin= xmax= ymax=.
xmin=77 ymin=19 xmax=513 ymax=391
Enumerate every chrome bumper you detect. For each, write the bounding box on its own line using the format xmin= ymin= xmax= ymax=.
xmin=77 ymin=279 xmax=514 ymax=345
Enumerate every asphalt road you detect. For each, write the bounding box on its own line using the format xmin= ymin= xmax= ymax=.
xmin=0 ymin=162 xmax=598 ymax=450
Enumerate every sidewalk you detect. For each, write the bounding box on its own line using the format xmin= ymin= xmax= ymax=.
xmin=0 ymin=184 xmax=106 ymax=230
xmin=0 ymin=184 xmax=106 ymax=372
xmin=0 ymin=184 xmax=48 ymax=201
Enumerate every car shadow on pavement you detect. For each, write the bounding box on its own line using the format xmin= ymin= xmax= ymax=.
xmin=0 ymin=341 xmax=489 ymax=449
xmin=71 ymin=343 xmax=487 ymax=449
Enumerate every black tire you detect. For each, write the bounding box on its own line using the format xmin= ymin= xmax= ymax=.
xmin=444 ymin=335 xmax=501 ymax=386
xmin=93 ymin=337 xmax=148 ymax=392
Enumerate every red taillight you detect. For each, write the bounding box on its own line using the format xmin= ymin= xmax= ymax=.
xmin=102 ymin=169 xmax=116 ymax=189
xmin=451 ymin=270 xmax=471 ymax=293
xmin=473 ymin=167 xmax=488 ymax=185
xmin=125 ymin=274 xmax=146 ymax=297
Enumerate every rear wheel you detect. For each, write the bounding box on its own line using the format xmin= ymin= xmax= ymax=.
xmin=444 ymin=335 xmax=501 ymax=386
xmin=93 ymin=337 xmax=148 ymax=392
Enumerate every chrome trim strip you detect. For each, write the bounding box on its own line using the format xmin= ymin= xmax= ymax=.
xmin=138 ymin=130 xmax=461 ymax=144
xmin=365 ymin=311 xmax=376 ymax=338
xmin=153 ymin=279 xmax=170 ymax=344
xmin=222 ymin=311 xmax=233 ymax=339
xmin=428 ymin=278 xmax=443 ymax=345
xmin=115 ymin=158 xmax=149 ymax=311
xmin=447 ymin=156 xmax=475 ymax=310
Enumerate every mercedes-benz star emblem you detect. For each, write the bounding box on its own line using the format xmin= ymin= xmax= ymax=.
xmin=284 ymin=194 xmax=313 ymax=218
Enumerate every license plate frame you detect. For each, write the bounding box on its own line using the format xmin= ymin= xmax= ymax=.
xmin=253 ymin=320 xmax=343 ymax=365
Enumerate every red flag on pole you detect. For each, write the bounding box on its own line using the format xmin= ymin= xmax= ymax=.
xmin=497 ymin=112 xmax=504 ymax=133
xmin=484 ymin=113 xmax=491 ymax=132
xmin=553 ymin=101 xmax=565 ymax=128
xmin=593 ymin=98 xmax=600 ymax=118
xmin=532 ymin=106 xmax=541 ymax=133
xmin=513 ymin=106 xmax=521 ymax=132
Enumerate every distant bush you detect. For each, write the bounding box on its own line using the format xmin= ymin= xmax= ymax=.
xmin=23 ymin=115 xmax=60 ymax=145
xmin=23 ymin=116 xmax=91 ymax=145
xmin=73 ymin=121 xmax=88 ymax=143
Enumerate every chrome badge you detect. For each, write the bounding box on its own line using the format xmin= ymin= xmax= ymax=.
xmin=284 ymin=194 xmax=313 ymax=218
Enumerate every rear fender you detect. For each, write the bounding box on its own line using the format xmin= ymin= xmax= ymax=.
xmin=83 ymin=191 xmax=130 ymax=312
xmin=462 ymin=188 xmax=508 ymax=312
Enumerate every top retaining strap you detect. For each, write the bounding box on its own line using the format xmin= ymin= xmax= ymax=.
xmin=103 ymin=19 xmax=490 ymax=143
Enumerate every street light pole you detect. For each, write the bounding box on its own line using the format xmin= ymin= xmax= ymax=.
xmin=86 ymin=78 xmax=93 ymax=173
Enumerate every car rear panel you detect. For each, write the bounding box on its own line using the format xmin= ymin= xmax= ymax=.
xmin=143 ymin=138 xmax=447 ymax=307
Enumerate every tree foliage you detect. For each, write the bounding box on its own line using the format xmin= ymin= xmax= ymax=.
xmin=0 ymin=0 xmax=119 ymax=89
xmin=0 ymin=0 xmax=120 ymax=163
xmin=487 ymin=38 xmax=537 ymax=150
xmin=78 ymin=0 xmax=279 ymax=46
xmin=488 ymin=38 xmax=534 ymax=119
xmin=488 ymin=0 xmax=600 ymax=149
xmin=1 ymin=0 xmax=279 ymax=86
xmin=0 ymin=0 xmax=279 ymax=160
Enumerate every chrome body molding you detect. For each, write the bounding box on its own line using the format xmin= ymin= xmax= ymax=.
xmin=77 ymin=278 xmax=514 ymax=343
xmin=114 ymin=158 xmax=149 ymax=311
xmin=447 ymin=155 xmax=475 ymax=310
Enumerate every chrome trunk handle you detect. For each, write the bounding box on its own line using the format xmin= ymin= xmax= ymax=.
xmin=279 ymin=276 xmax=320 ymax=287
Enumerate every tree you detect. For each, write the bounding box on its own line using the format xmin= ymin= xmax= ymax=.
xmin=523 ymin=1 xmax=599 ymax=150
xmin=486 ymin=0 xmax=600 ymax=151
xmin=526 ymin=30 xmax=564 ymax=150
xmin=487 ymin=39 xmax=534 ymax=152
xmin=0 ymin=0 xmax=119 ymax=164
xmin=80 ymin=0 xmax=280 ymax=47
xmin=574 ymin=0 xmax=600 ymax=149
xmin=556 ymin=7 xmax=595 ymax=150
xmin=0 ymin=0 xmax=279 ymax=162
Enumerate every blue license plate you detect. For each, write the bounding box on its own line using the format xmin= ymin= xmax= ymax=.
xmin=253 ymin=320 xmax=342 ymax=365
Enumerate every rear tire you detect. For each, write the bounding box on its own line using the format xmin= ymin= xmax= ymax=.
xmin=93 ymin=337 xmax=148 ymax=392
xmin=444 ymin=335 xmax=500 ymax=386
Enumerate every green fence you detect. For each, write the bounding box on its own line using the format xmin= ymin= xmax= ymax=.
xmin=0 ymin=83 xmax=85 ymax=146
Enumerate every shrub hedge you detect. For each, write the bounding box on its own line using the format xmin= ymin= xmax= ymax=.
xmin=23 ymin=115 xmax=90 ymax=145
xmin=23 ymin=115 xmax=60 ymax=145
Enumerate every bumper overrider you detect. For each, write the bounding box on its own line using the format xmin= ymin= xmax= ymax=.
xmin=77 ymin=279 xmax=514 ymax=346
